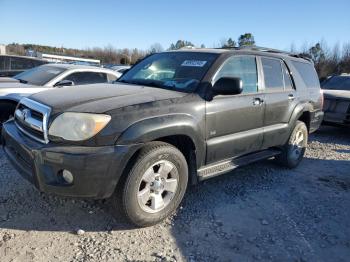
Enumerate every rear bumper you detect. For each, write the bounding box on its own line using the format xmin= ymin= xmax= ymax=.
xmin=2 ymin=120 xmax=139 ymax=199
xmin=323 ymin=97 xmax=350 ymax=127
xmin=323 ymin=112 xmax=350 ymax=127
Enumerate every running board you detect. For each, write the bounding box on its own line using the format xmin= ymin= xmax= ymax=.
xmin=197 ymin=149 xmax=281 ymax=181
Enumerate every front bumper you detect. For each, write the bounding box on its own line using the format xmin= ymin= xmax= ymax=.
xmin=2 ymin=120 xmax=139 ymax=199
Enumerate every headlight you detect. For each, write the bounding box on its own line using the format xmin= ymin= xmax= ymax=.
xmin=49 ymin=112 xmax=111 ymax=141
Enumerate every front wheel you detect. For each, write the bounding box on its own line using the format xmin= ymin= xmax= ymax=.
xmin=113 ymin=142 xmax=188 ymax=227
xmin=276 ymin=120 xmax=308 ymax=168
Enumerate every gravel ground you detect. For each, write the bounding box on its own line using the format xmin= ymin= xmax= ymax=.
xmin=0 ymin=126 xmax=349 ymax=262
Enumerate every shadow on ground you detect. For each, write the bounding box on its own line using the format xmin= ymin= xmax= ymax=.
xmin=0 ymin=126 xmax=349 ymax=261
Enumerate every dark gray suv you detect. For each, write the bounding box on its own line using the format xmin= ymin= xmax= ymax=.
xmin=2 ymin=47 xmax=324 ymax=227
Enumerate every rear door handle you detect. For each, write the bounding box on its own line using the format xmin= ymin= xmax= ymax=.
xmin=288 ymin=94 xmax=295 ymax=101
xmin=253 ymin=98 xmax=264 ymax=106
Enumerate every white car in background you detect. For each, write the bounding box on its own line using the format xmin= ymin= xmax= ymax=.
xmin=0 ymin=64 xmax=121 ymax=133
xmin=111 ymin=65 xmax=131 ymax=74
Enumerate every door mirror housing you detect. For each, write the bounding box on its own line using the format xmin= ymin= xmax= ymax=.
xmin=54 ymin=80 xmax=75 ymax=87
xmin=213 ymin=77 xmax=243 ymax=96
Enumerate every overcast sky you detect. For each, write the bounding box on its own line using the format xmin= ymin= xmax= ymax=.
xmin=1 ymin=0 xmax=349 ymax=51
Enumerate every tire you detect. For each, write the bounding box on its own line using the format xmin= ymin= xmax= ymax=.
xmin=112 ymin=142 xmax=188 ymax=227
xmin=275 ymin=120 xmax=308 ymax=169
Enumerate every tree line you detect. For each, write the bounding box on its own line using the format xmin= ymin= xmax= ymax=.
xmin=295 ymin=41 xmax=350 ymax=81
xmin=5 ymin=33 xmax=350 ymax=80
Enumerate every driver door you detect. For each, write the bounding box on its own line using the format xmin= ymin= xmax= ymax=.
xmin=205 ymin=55 xmax=265 ymax=164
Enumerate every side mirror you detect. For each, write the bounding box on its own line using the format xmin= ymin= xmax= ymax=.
xmin=213 ymin=77 xmax=243 ymax=96
xmin=54 ymin=80 xmax=75 ymax=87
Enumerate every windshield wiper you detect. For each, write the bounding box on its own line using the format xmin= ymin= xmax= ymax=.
xmin=138 ymin=80 xmax=164 ymax=89
xmin=118 ymin=79 xmax=164 ymax=89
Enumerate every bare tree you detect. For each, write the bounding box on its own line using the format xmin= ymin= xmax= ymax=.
xmin=149 ymin=43 xmax=164 ymax=54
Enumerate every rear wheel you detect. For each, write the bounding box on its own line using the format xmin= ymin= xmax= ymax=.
xmin=112 ymin=142 xmax=188 ymax=227
xmin=276 ymin=120 xmax=308 ymax=168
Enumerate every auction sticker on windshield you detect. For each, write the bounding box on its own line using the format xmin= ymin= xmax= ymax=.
xmin=181 ymin=60 xmax=207 ymax=67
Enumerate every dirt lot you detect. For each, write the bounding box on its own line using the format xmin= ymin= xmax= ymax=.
xmin=0 ymin=126 xmax=349 ymax=262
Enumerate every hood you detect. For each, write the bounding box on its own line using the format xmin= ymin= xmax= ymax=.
xmin=0 ymin=77 xmax=19 ymax=83
xmin=0 ymin=82 xmax=47 ymax=101
xmin=0 ymin=82 xmax=38 ymax=89
xmin=323 ymin=89 xmax=350 ymax=99
xmin=30 ymin=83 xmax=188 ymax=114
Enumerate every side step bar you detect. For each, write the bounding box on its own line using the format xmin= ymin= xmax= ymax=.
xmin=197 ymin=149 xmax=281 ymax=181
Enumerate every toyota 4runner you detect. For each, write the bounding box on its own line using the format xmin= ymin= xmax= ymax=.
xmin=2 ymin=47 xmax=324 ymax=227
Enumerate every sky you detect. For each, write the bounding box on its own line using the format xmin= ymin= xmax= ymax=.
xmin=0 ymin=0 xmax=349 ymax=51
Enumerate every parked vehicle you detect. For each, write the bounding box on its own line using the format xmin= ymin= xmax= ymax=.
xmin=0 ymin=64 xmax=121 ymax=134
xmin=2 ymin=47 xmax=324 ymax=227
xmin=0 ymin=77 xmax=19 ymax=83
xmin=111 ymin=65 xmax=131 ymax=74
xmin=322 ymin=74 xmax=350 ymax=127
xmin=0 ymin=55 xmax=48 ymax=77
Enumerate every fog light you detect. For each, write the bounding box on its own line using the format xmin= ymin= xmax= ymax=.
xmin=61 ymin=169 xmax=74 ymax=184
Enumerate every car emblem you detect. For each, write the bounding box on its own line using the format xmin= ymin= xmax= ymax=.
xmin=22 ymin=109 xmax=30 ymax=121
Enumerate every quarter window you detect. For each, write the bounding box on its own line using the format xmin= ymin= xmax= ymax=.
xmin=292 ymin=61 xmax=320 ymax=88
xmin=261 ymin=57 xmax=284 ymax=89
xmin=214 ymin=56 xmax=258 ymax=93
xmin=282 ymin=63 xmax=293 ymax=90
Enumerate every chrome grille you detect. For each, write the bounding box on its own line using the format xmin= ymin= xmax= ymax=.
xmin=14 ymin=98 xmax=51 ymax=144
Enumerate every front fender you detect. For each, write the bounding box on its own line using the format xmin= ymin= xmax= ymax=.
xmin=116 ymin=114 xmax=206 ymax=167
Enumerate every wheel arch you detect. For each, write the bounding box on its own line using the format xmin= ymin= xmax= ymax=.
xmin=289 ymin=103 xmax=312 ymax=133
xmin=116 ymin=115 xmax=206 ymax=186
xmin=116 ymin=114 xmax=206 ymax=167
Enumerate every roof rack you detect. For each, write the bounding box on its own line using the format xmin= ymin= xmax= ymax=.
xmin=221 ymin=45 xmax=313 ymax=63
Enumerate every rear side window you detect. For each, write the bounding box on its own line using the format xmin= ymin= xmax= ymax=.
xmin=292 ymin=61 xmax=320 ymax=88
xmin=64 ymin=72 xmax=108 ymax=85
xmin=261 ymin=57 xmax=284 ymax=89
xmin=214 ymin=56 xmax=258 ymax=94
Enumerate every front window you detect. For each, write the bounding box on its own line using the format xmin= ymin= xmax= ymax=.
xmin=118 ymin=52 xmax=218 ymax=92
xmin=14 ymin=65 xmax=65 ymax=85
xmin=214 ymin=56 xmax=258 ymax=94
xmin=322 ymin=76 xmax=350 ymax=91
xmin=62 ymin=72 xmax=107 ymax=85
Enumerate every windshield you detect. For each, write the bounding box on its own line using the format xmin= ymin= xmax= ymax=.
xmin=118 ymin=52 xmax=218 ymax=92
xmin=322 ymin=76 xmax=350 ymax=91
xmin=14 ymin=65 xmax=65 ymax=85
